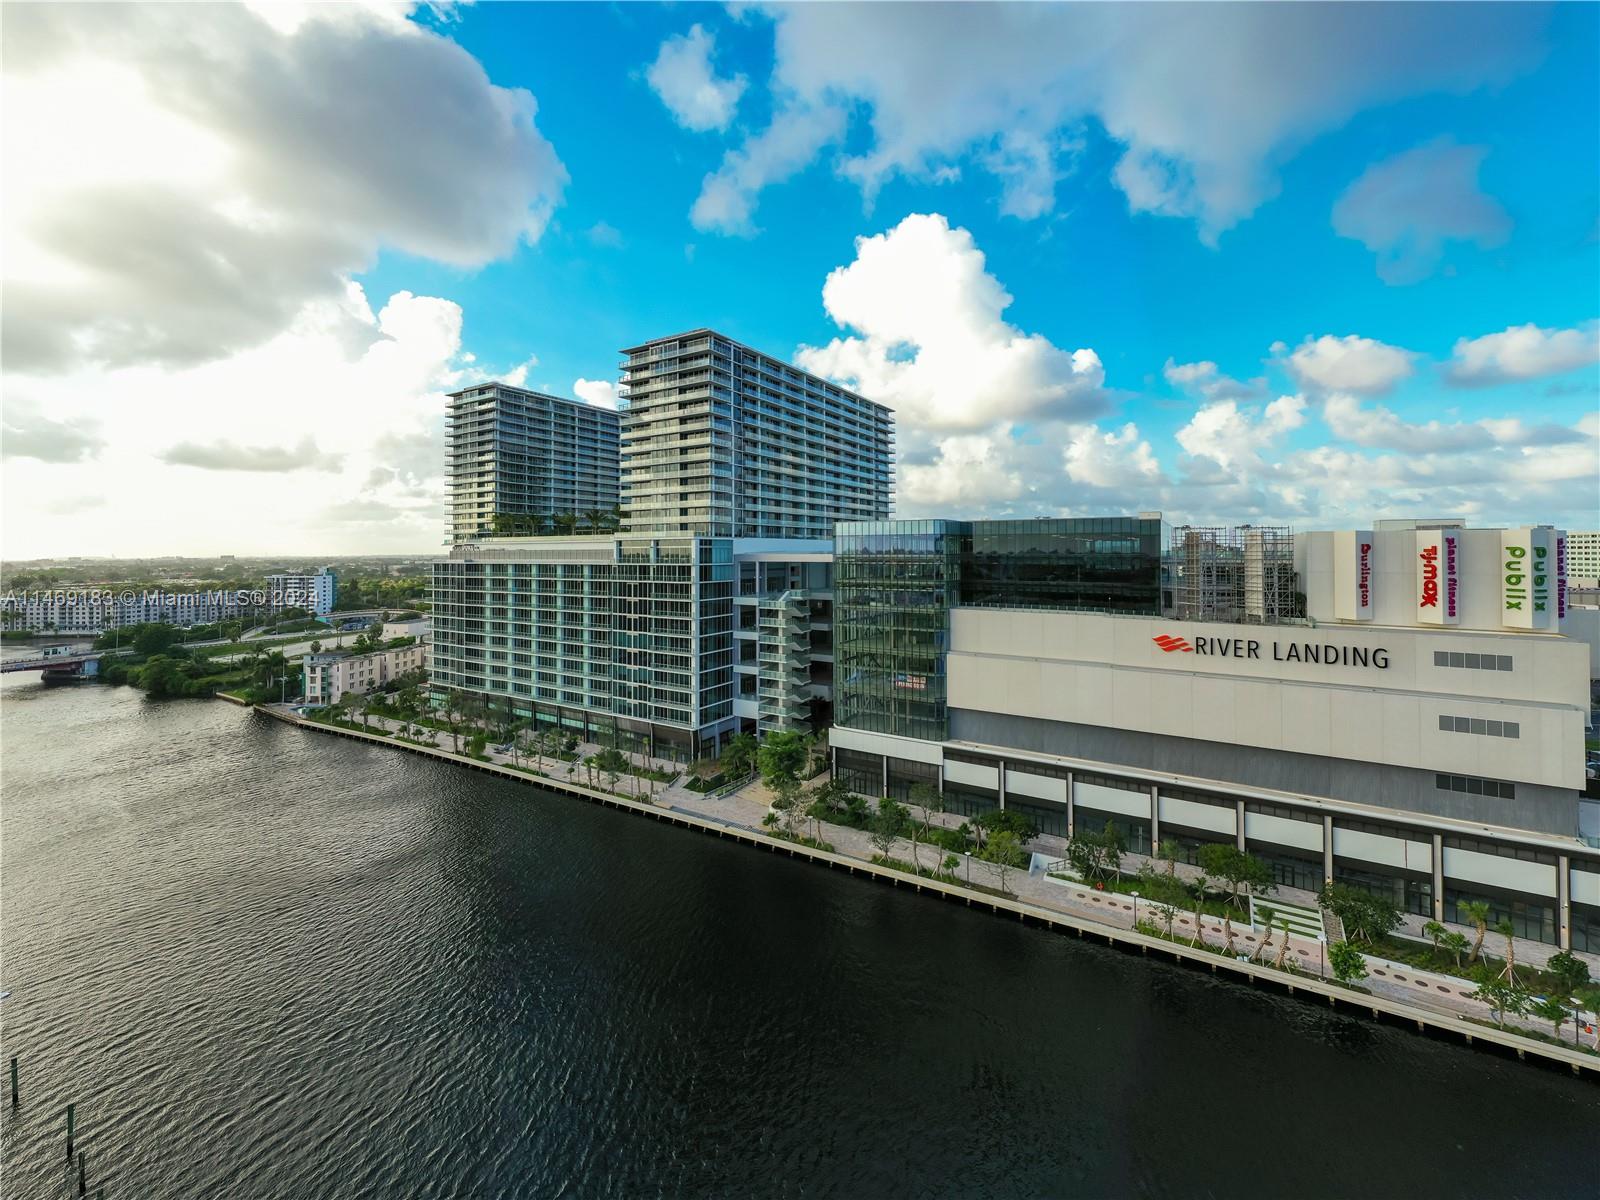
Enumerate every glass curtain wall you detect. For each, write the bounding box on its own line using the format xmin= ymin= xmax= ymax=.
xmin=835 ymin=521 xmax=961 ymax=741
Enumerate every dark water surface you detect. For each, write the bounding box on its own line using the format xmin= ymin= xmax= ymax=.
xmin=1 ymin=677 xmax=1594 ymax=1199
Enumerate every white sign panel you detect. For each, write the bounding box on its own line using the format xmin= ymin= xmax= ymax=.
xmin=1415 ymin=529 xmax=1460 ymax=625
xmin=1501 ymin=526 xmax=1554 ymax=631
xmin=1333 ymin=529 xmax=1375 ymax=622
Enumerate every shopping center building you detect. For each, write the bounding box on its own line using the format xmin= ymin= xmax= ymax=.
xmin=831 ymin=518 xmax=1600 ymax=952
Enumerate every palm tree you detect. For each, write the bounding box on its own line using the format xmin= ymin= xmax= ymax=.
xmin=1496 ymin=918 xmax=1518 ymax=981
xmin=1189 ymin=873 xmax=1209 ymax=948
xmin=583 ymin=508 xmax=606 ymax=533
xmin=552 ymin=511 xmax=578 ymax=536
xmin=1274 ymin=917 xmax=1293 ymax=970
xmin=1459 ymin=900 xmax=1492 ymax=963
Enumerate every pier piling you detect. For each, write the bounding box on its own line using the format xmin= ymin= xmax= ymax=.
xmin=78 ymin=1151 xmax=87 ymax=1196
xmin=66 ymin=1102 xmax=76 ymax=1160
xmin=9 ymin=1056 xmax=16 ymax=1107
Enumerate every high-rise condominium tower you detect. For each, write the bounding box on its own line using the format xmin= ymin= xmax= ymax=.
xmin=445 ymin=383 xmax=620 ymax=542
xmin=619 ymin=330 xmax=894 ymax=538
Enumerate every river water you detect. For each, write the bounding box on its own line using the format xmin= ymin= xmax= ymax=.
xmin=1 ymin=672 xmax=1594 ymax=1198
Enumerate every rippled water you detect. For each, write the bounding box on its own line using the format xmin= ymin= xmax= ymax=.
xmin=1 ymin=674 xmax=1595 ymax=1199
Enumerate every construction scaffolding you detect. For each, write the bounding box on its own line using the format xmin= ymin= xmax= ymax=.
xmin=1170 ymin=525 xmax=1296 ymax=625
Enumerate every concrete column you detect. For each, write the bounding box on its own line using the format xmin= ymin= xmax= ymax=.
xmin=881 ymin=754 xmax=889 ymax=798
xmin=937 ymin=756 xmax=945 ymax=796
xmin=1558 ymin=853 xmax=1571 ymax=950
xmin=1149 ymin=785 xmax=1161 ymax=848
xmin=1065 ymin=772 xmax=1075 ymax=839
xmin=997 ymin=760 xmax=1006 ymax=811
xmin=1322 ymin=815 xmax=1334 ymax=887
xmin=829 ymin=744 xmax=837 ymax=779
xmin=1431 ymin=832 xmax=1445 ymax=922
xmin=1235 ymin=799 xmax=1246 ymax=851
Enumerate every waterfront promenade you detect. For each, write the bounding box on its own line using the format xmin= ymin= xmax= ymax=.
xmin=259 ymin=703 xmax=1599 ymax=1075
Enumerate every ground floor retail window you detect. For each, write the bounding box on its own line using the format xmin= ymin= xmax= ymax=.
xmin=943 ymin=784 xmax=999 ymax=822
xmin=835 ymin=748 xmax=882 ymax=798
xmin=886 ymin=757 xmax=940 ymax=805
xmin=1158 ymin=828 xmax=1234 ymax=867
xmin=1007 ymin=798 xmax=1069 ymax=839
xmin=1075 ymin=810 xmax=1152 ymax=856
xmin=1570 ymin=904 xmax=1600 ymax=955
xmin=1444 ymin=886 xmax=1556 ymax=946
xmin=1252 ymin=846 xmax=1324 ymax=894
xmin=1334 ymin=861 xmax=1433 ymax=918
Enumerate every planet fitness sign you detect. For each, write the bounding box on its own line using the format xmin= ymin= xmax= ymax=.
xmin=1415 ymin=529 xmax=1459 ymax=626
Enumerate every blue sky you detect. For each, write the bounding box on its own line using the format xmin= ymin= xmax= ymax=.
xmin=2 ymin=2 xmax=1596 ymax=555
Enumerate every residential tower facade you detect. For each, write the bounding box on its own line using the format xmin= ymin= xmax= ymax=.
xmin=446 ymin=383 xmax=620 ymax=542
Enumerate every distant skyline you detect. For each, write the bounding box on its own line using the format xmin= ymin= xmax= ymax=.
xmin=2 ymin=1 xmax=1597 ymax=559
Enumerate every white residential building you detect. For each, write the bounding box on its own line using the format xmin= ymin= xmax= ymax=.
xmin=303 ymin=640 xmax=427 ymax=706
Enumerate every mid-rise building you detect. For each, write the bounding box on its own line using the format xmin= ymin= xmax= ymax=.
xmin=432 ymin=535 xmax=837 ymax=759
xmin=431 ymin=330 xmax=895 ymax=758
xmin=267 ymin=568 xmax=337 ymax=615
xmin=619 ymin=330 xmax=893 ymax=538
xmin=831 ymin=517 xmax=1599 ymax=954
xmin=1569 ymin=530 xmax=1600 ymax=583
xmin=446 ymin=383 xmax=621 ymax=542
xmin=304 ymin=640 xmax=428 ymax=706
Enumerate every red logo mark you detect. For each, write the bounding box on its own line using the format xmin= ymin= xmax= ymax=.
xmin=1153 ymin=634 xmax=1193 ymax=653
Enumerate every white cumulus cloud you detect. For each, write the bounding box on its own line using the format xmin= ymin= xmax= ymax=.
xmin=1 ymin=2 xmax=566 ymax=373
xmin=1283 ymin=334 xmax=1415 ymax=395
xmin=1446 ymin=321 xmax=1600 ymax=386
xmin=1332 ymin=138 xmax=1512 ymax=285
xmin=573 ymin=378 xmax=620 ymax=409
xmin=795 ymin=213 xmax=1105 ymax=433
xmin=689 ymin=4 xmax=1543 ymax=239
xmin=646 ymin=23 xmax=747 ymax=133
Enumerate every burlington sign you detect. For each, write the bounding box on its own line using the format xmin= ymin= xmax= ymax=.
xmin=1153 ymin=633 xmax=1390 ymax=669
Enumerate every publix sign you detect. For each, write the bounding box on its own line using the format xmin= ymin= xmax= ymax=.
xmin=1501 ymin=527 xmax=1555 ymax=631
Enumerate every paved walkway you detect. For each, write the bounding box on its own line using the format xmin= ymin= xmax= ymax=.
xmin=326 ymin=710 xmax=679 ymax=801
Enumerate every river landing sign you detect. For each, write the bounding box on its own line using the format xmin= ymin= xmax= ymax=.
xmin=1161 ymin=634 xmax=1391 ymax=670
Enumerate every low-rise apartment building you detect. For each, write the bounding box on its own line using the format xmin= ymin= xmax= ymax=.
xmin=303 ymin=640 xmax=427 ymax=706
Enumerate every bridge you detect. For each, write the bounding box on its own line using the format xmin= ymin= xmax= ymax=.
xmin=1 ymin=648 xmax=102 ymax=680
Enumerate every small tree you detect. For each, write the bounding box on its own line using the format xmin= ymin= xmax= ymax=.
xmin=941 ymin=854 xmax=960 ymax=881
xmin=907 ymin=782 xmax=943 ymax=873
xmin=758 ymin=730 xmax=811 ymax=788
xmin=868 ymin=804 xmax=901 ymax=861
xmin=1440 ymin=930 xmax=1470 ymax=970
xmin=980 ymin=830 xmax=1027 ymax=895
xmin=1546 ymin=949 xmax=1592 ymax=997
xmin=1198 ymin=844 xmax=1274 ymax=912
xmin=1531 ymin=994 xmax=1572 ymax=1041
xmin=778 ymin=778 xmax=808 ymax=836
xmin=1316 ymin=882 xmax=1401 ymax=946
xmin=594 ymin=747 xmax=627 ymax=793
xmin=721 ymin=733 xmax=758 ymax=780
xmin=1458 ymin=900 xmax=1492 ymax=963
xmin=1157 ymin=838 xmax=1183 ymax=878
xmin=1328 ymin=940 xmax=1368 ymax=988
xmin=1188 ymin=873 xmax=1210 ymax=947
xmin=1495 ymin=918 xmax=1518 ymax=982
xmin=1422 ymin=919 xmax=1447 ymax=955
xmin=1467 ymin=970 xmax=1530 ymax=1030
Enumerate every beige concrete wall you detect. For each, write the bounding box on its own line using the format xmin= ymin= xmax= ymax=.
xmin=948 ymin=609 xmax=1588 ymax=790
